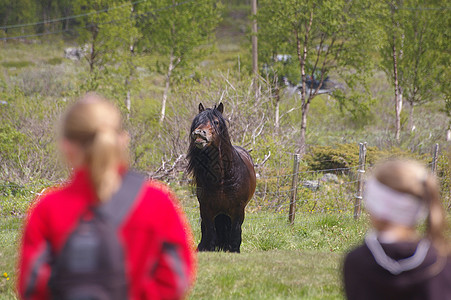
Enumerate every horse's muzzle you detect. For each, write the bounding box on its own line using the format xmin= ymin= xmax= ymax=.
xmin=192 ymin=129 xmax=208 ymax=149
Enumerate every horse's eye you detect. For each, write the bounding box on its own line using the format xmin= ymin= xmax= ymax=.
xmin=214 ymin=120 xmax=219 ymax=126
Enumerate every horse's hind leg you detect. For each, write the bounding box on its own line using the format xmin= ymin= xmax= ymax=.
xmin=230 ymin=212 xmax=245 ymax=253
xmin=214 ymin=214 xmax=232 ymax=252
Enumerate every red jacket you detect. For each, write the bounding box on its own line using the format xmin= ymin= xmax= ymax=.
xmin=17 ymin=168 xmax=196 ymax=300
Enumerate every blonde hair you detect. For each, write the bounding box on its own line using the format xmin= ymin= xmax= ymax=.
xmin=373 ymin=159 xmax=450 ymax=255
xmin=63 ymin=93 xmax=128 ymax=202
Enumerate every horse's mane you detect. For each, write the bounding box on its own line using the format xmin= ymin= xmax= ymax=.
xmin=186 ymin=106 xmax=233 ymax=180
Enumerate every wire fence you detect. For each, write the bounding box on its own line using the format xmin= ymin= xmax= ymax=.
xmin=173 ymin=143 xmax=449 ymax=231
xmin=1 ymin=143 xmax=450 ymax=235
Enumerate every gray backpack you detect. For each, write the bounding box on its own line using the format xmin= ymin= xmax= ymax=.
xmin=49 ymin=172 xmax=145 ymax=300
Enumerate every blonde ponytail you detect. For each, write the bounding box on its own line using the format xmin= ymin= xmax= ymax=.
xmin=423 ymin=175 xmax=450 ymax=255
xmin=62 ymin=93 xmax=127 ymax=203
xmin=87 ymin=128 xmax=122 ymax=202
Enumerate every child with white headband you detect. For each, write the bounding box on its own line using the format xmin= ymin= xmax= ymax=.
xmin=343 ymin=159 xmax=451 ymax=300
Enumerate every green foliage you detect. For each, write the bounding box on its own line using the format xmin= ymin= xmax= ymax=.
xmin=441 ymin=83 xmax=451 ymax=127
xmin=305 ymin=143 xmax=430 ymax=171
xmin=305 ymin=144 xmax=360 ymax=170
xmin=436 ymin=151 xmax=451 ymax=209
xmin=333 ymin=73 xmax=377 ymax=128
xmin=258 ymin=0 xmax=378 ymax=81
xmin=1 ymin=61 xmax=34 ymax=68
xmin=46 ymin=57 xmax=63 ymax=65
xmin=137 ymin=0 xmax=222 ymax=73
xmin=136 ymin=0 xmax=222 ymax=121
xmin=73 ymin=0 xmax=140 ymax=95
xmin=257 ymin=0 xmax=380 ymax=152
xmin=0 ymin=124 xmax=28 ymax=164
xmin=0 ymin=0 xmax=37 ymax=35
xmin=377 ymin=0 xmax=449 ymax=138
xmin=0 ymin=185 xmax=33 ymax=217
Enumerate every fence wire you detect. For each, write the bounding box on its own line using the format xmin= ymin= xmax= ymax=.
xmin=1 ymin=153 xmax=450 ymax=231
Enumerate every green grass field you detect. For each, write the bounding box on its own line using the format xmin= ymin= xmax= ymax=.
xmin=0 ymin=192 xmax=369 ymax=299
xmin=192 ymin=250 xmax=343 ymax=300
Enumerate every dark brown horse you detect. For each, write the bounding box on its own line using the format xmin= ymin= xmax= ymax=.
xmin=187 ymin=103 xmax=256 ymax=252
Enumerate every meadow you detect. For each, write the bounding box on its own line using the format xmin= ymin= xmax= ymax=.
xmin=0 ymin=190 xmax=369 ymax=299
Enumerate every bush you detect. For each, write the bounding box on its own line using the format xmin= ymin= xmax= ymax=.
xmin=1 ymin=61 xmax=34 ymax=68
xmin=305 ymin=143 xmax=431 ymax=171
xmin=436 ymin=151 xmax=451 ymax=209
xmin=0 ymin=124 xmax=28 ymax=164
xmin=305 ymin=144 xmax=360 ymax=170
xmin=46 ymin=57 xmax=63 ymax=65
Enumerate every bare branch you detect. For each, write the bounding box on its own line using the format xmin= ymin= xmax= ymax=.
xmin=254 ymin=151 xmax=271 ymax=168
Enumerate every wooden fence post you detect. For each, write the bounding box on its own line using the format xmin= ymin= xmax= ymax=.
xmin=288 ymin=154 xmax=300 ymax=225
xmin=432 ymin=143 xmax=439 ymax=174
xmin=354 ymin=142 xmax=367 ymax=220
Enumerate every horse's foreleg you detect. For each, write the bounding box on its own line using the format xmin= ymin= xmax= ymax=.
xmin=198 ymin=211 xmax=217 ymax=252
xmin=197 ymin=219 xmax=208 ymax=251
xmin=230 ymin=211 xmax=245 ymax=253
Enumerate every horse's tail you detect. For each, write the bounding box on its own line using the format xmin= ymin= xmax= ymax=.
xmin=214 ymin=214 xmax=231 ymax=251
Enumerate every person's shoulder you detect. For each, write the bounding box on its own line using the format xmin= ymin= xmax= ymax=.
xmin=439 ymin=254 xmax=451 ymax=275
xmin=23 ymin=183 xmax=72 ymax=224
xmin=142 ymin=180 xmax=174 ymax=198
xmin=344 ymin=244 xmax=372 ymax=269
xmin=133 ymin=180 xmax=187 ymax=227
xmin=139 ymin=180 xmax=181 ymax=208
xmin=28 ymin=184 xmax=68 ymax=211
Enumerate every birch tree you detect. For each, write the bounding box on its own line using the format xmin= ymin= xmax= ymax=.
xmin=380 ymin=0 xmax=449 ymax=138
xmin=136 ymin=0 xmax=221 ymax=123
xmin=379 ymin=1 xmax=405 ymax=141
xmin=259 ymin=0 xmax=377 ymax=154
xmin=401 ymin=3 xmax=447 ymax=132
xmin=73 ymin=0 xmax=139 ymax=115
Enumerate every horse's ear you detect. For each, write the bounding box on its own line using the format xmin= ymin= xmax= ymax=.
xmin=198 ymin=103 xmax=205 ymax=113
xmin=217 ymin=102 xmax=224 ymax=114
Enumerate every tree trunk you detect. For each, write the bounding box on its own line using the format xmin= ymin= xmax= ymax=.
xmin=447 ymin=127 xmax=451 ymax=142
xmin=125 ymin=82 xmax=131 ymax=120
xmin=299 ymin=103 xmax=310 ymax=156
xmin=408 ymin=101 xmax=414 ymax=132
xmin=296 ymin=10 xmax=313 ymax=155
xmin=89 ymin=25 xmax=98 ymax=74
xmin=160 ymin=53 xmax=175 ymax=124
xmin=392 ymin=33 xmax=402 ymax=141
xmin=251 ymin=0 xmax=259 ymax=100
xmin=89 ymin=42 xmax=95 ymax=73
xmin=274 ymin=84 xmax=280 ymax=134
xmin=64 ymin=7 xmax=70 ymax=31
xmin=390 ymin=4 xmax=403 ymax=142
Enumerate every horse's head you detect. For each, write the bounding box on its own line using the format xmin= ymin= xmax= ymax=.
xmin=190 ymin=102 xmax=228 ymax=150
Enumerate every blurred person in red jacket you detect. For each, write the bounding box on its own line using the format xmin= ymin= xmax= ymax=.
xmin=344 ymin=159 xmax=451 ymax=300
xmin=17 ymin=93 xmax=196 ymax=299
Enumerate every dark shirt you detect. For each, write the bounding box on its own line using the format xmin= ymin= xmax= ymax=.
xmin=344 ymin=240 xmax=451 ymax=300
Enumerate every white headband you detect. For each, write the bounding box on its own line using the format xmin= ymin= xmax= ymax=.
xmin=364 ymin=178 xmax=428 ymax=226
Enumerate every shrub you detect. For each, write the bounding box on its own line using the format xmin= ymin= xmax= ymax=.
xmin=1 ymin=61 xmax=34 ymax=68
xmin=305 ymin=144 xmax=360 ymax=170
xmin=46 ymin=57 xmax=63 ymax=65
xmin=436 ymin=151 xmax=451 ymax=209
xmin=305 ymin=143 xmax=431 ymax=171
xmin=0 ymin=124 xmax=28 ymax=164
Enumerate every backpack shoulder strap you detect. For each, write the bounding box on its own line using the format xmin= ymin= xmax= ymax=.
xmin=97 ymin=171 xmax=146 ymax=229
